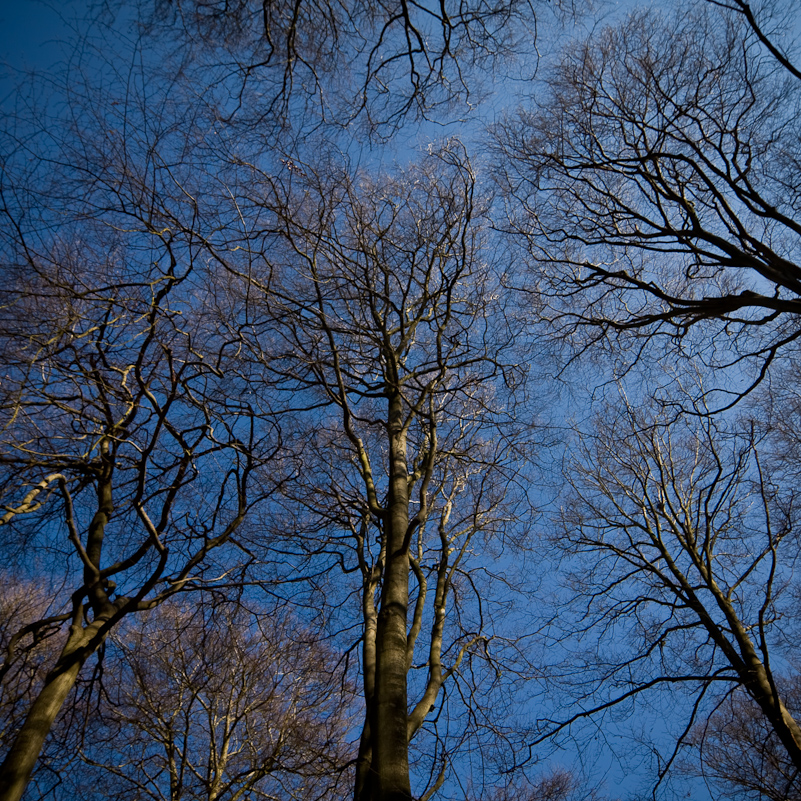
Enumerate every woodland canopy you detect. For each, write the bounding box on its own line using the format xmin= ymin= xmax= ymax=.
xmin=1 ymin=1 xmax=800 ymax=800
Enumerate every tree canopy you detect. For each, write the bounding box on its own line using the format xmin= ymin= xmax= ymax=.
xmin=2 ymin=1 xmax=801 ymax=800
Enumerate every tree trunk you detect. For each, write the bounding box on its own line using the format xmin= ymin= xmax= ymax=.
xmin=372 ymin=392 xmax=412 ymax=801
xmin=0 ymin=620 xmax=104 ymax=801
xmin=355 ymin=568 xmax=379 ymax=801
xmin=702 ymin=581 xmax=801 ymax=772
xmin=355 ymin=714 xmax=374 ymax=801
xmin=742 ymin=659 xmax=801 ymax=771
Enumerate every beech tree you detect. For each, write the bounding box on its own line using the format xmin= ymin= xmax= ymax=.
xmin=556 ymin=390 xmax=801 ymax=788
xmin=0 ymin=53 xmax=285 ymax=799
xmin=52 ymin=601 xmax=352 ymax=801
xmin=0 ymin=583 xmax=60 ymax=765
xmin=494 ymin=1 xmax=801 ymax=405
xmin=0 ymin=248 xmax=281 ymax=801
xmin=486 ymin=0 xmax=801 ymax=793
xmin=684 ymin=679 xmax=801 ymax=800
xmin=136 ymin=0 xmax=554 ymax=134
xmin=1 ymin=12 xmax=543 ymax=795
xmin=213 ymin=141 xmax=535 ymax=801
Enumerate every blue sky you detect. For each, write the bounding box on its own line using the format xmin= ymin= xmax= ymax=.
xmin=0 ymin=1 xmax=76 ymax=69
xmin=0 ymin=1 xmax=85 ymax=108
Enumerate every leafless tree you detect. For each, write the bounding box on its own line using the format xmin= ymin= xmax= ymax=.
xmin=45 ymin=600 xmax=353 ymax=801
xmin=488 ymin=1 xmax=801 ymax=790
xmin=552 ymin=388 xmax=801 ymax=788
xmin=493 ymin=1 xmax=801 ymax=406
xmin=704 ymin=0 xmax=801 ymax=81
xmin=0 ymin=6 xmax=558 ymax=799
xmin=0 ymin=247 xmax=282 ymax=801
xmin=0 ymin=49 xmax=286 ymax=800
xmin=128 ymin=0 xmax=561 ymax=136
xmin=467 ymin=769 xmax=611 ymax=801
xmin=208 ymin=140 xmax=537 ymax=801
xmin=682 ymin=678 xmax=801 ymax=801
xmin=0 ymin=582 xmax=64 ymax=765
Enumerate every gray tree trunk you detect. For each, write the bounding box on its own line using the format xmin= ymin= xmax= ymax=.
xmin=371 ymin=392 xmax=412 ymax=801
xmin=0 ymin=620 xmax=106 ymax=801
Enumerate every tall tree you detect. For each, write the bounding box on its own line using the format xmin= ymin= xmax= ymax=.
xmin=554 ymin=388 xmax=801 ymax=787
xmin=0 ymin=47 xmax=284 ymax=801
xmin=684 ymin=679 xmax=801 ymax=800
xmin=0 ymin=2 xmax=561 ymax=798
xmin=213 ymin=141 xmax=535 ymax=801
xmin=54 ymin=600 xmax=352 ymax=801
xmin=490 ymin=0 xmax=801 ymax=791
xmin=134 ymin=0 xmax=556 ymax=135
xmin=0 ymin=244 xmax=280 ymax=801
xmin=494 ymin=1 xmax=801 ymax=406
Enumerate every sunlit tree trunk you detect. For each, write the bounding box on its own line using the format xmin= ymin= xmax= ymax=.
xmin=0 ymin=618 xmax=107 ymax=801
xmin=372 ymin=390 xmax=413 ymax=801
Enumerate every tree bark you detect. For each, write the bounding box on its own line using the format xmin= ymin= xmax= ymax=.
xmin=734 ymin=639 xmax=801 ymax=770
xmin=355 ymin=563 xmax=379 ymax=801
xmin=0 ymin=619 xmax=107 ymax=801
xmin=372 ymin=390 xmax=412 ymax=801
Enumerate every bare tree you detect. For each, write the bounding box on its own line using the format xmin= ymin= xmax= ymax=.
xmin=210 ymin=141 xmax=536 ymax=801
xmin=130 ymin=0 xmax=558 ymax=136
xmin=47 ymin=600 xmax=353 ymax=801
xmin=493 ymin=1 xmax=801 ymax=406
xmin=0 ymin=249 xmax=281 ymax=801
xmin=0 ymin=51 xmax=285 ymax=800
xmin=0 ymin=581 xmax=64 ymax=765
xmin=467 ymin=769 xmax=612 ymax=801
xmin=683 ymin=679 xmax=801 ymax=800
xmin=703 ymin=0 xmax=801 ymax=81
xmin=0 ymin=6 xmax=548 ymax=799
xmin=553 ymin=389 xmax=801 ymax=787
xmin=488 ymin=1 xmax=801 ymax=789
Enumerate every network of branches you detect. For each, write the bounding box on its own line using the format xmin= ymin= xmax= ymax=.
xmin=1 ymin=1 xmax=801 ymax=801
